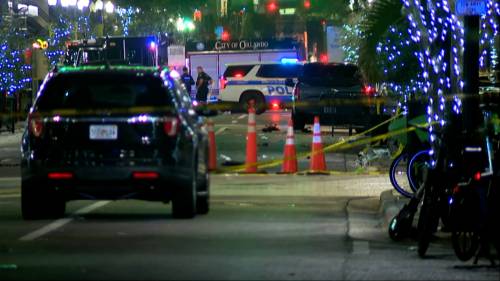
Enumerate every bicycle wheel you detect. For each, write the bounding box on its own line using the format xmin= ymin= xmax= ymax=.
xmin=417 ymin=186 xmax=440 ymax=258
xmin=408 ymin=150 xmax=429 ymax=192
xmin=452 ymin=231 xmax=479 ymax=261
xmin=390 ymin=153 xmax=414 ymax=198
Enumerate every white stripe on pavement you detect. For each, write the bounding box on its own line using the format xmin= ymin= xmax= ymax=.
xmin=0 ymin=194 xmax=20 ymax=199
xmin=19 ymin=201 xmax=110 ymax=241
xmin=238 ymin=114 xmax=247 ymax=120
xmin=215 ymin=127 xmax=227 ymax=135
xmin=0 ymin=177 xmax=20 ymax=182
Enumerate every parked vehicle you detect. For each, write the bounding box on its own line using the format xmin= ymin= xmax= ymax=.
xmin=292 ymin=63 xmax=388 ymax=131
xmin=218 ymin=60 xmax=303 ymax=114
xmin=21 ymin=65 xmax=211 ymax=220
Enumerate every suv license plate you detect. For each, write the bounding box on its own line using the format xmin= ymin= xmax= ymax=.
xmin=324 ymin=107 xmax=336 ymax=114
xmin=89 ymin=125 xmax=118 ymax=140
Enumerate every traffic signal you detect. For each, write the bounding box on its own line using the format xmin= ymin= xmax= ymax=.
xmin=266 ymin=1 xmax=278 ymax=13
xmin=221 ymin=30 xmax=231 ymax=41
xmin=320 ymin=53 xmax=328 ymax=63
xmin=193 ymin=9 xmax=202 ymax=21
xmin=303 ymin=0 xmax=311 ymax=9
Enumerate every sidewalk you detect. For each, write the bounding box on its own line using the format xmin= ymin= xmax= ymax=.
xmin=0 ymin=121 xmax=25 ymax=167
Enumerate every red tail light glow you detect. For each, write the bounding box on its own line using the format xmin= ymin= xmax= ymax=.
xmin=133 ymin=172 xmax=159 ymax=179
xmin=219 ymin=76 xmax=227 ymax=90
xmin=234 ymin=73 xmax=243 ymax=78
xmin=271 ymin=101 xmax=280 ymax=110
xmin=362 ymin=85 xmax=376 ymax=96
xmin=28 ymin=113 xmax=44 ymax=138
xmin=163 ymin=117 xmax=180 ymax=137
xmin=48 ymin=172 xmax=73 ymax=180
xmin=474 ymin=172 xmax=481 ymax=181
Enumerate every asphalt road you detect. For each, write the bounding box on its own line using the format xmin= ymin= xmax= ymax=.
xmin=0 ymin=112 xmax=498 ymax=280
xmin=0 ymin=175 xmax=498 ymax=280
xmin=210 ymin=109 xmax=391 ymax=174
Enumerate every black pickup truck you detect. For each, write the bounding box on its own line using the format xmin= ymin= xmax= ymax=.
xmin=291 ymin=63 xmax=388 ymax=132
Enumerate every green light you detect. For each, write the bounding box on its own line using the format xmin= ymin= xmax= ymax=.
xmin=58 ymin=65 xmax=161 ymax=73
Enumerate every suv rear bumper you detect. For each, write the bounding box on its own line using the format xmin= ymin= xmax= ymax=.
xmin=293 ymin=99 xmax=385 ymax=127
xmin=21 ymin=164 xmax=191 ymax=201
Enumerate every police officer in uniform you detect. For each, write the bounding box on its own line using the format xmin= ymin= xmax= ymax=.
xmin=180 ymin=67 xmax=195 ymax=97
xmin=196 ymin=66 xmax=212 ymax=104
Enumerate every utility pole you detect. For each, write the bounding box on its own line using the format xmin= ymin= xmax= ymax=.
xmin=462 ymin=15 xmax=481 ymax=132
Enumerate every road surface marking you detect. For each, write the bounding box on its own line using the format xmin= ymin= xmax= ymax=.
xmin=215 ymin=127 xmax=227 ymax=135
xmin=0 ymin=177 xmax=20 ymax=182
xmin=352 ymin=240 xmax=370 ymax=255
xmin=19 ymin=201 xmax=110 ymax=241
xmin=0 ymin=194 xmax=20 ymax=199
xmin=238 ymin=114 xmax=247 ymax=120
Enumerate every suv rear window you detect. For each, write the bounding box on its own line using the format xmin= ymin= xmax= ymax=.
xmin=300 ymin=64 xmax=363 ymax=87
xmin=256 ymin=64 xmax=302 ymax=78
xmin=223 ymin=65 xmax=255 ymax=78
xmin=36 ymin=73 xmax=174 ymax=111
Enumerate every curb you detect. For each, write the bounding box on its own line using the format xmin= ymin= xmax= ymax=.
xmin=378 ymin=189 xmax=409 ymax=228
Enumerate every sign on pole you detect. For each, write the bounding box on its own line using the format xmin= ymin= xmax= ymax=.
xmin=456 ymin=0 xmax=488 ymax=16
xmin=168 ymin=45 xmax=185 ymax=68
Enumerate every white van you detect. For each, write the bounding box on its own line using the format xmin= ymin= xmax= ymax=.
xmin=218 ymin=60 xmax=302 ymax=114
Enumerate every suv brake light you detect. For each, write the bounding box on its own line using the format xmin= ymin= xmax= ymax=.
xmin=28 ymin=113 xmax=44 ymax=138
xmin=362 ymin=85 xmax=376 ymax=96
xmin=163 ymin=117 xmax=180 ymax=137
xmin=220 ymin=76 xmax=227 ymax=90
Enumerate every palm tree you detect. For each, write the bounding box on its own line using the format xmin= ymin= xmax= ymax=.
xmin=358 ymin=0 xmax=404 ymax=83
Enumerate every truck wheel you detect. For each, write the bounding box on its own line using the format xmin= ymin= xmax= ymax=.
xmin=292 ymin=112 xmax=306 ymax=131
xmin=172 ymin=159 xmax=197 ymax=219
xmin=240 ymin=92 xmax=266 ymax=114
xmin=22 ymin=180 xmax=66 ymax=220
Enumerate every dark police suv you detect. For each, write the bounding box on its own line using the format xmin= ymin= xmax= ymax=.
xmin=21 ymin=65 xmax=210 ymax=220
xmin=292 ymin=63 xmax=387 ymax=132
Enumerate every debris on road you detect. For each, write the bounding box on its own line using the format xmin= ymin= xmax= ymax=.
xmin=262 ymin=123 xmax=280 ymax=133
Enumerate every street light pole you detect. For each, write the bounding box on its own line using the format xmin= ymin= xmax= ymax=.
xmin=462 ymin=15 xmax=481 ymax=133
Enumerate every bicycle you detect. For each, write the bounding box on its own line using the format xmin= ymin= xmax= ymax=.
xmin=388 ymin=113 xmax=430 ymax=198
xmin=449 ymin=92 xmax=500 ymax=264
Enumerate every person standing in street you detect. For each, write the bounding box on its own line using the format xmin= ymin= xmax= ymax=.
xmin=196 ymin=66 xmax=212 ymax=104
xmin=180 ymin=67 xmax=195 ymax=97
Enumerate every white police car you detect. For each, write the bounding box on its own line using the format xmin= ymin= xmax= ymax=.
xmin=218 ymin=59 xmax=302 ymax=114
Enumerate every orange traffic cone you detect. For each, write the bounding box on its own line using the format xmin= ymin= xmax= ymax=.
xmin=207 ymin=119 xmax=217 ymax=171
xmin=281 ymin=118 xmax=298 ymax=173
xmin=245 ymin=101 xmax=258 ymax=173
xmin=309 ymin=116 xmax=327 ymax=173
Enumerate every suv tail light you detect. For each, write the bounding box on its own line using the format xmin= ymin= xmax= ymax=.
xmin=362 ymin=85 xmax=376 ymax=96
xmin=28 ymin=113 xmax=44 ymax=138
xmin=48 ymin=172 xmax=73 ymax=180
xmin=163 ymin=117 xmax=180 ymax=137
xmin=220 ymin=76 xmax=227 ymax=90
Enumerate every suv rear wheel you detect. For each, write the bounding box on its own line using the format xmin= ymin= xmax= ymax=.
xmin=22 ymin=180 xmax=66 ymax=220
xmin=172 ymin=159 xmax=197 ymax=219
xmin=239 ymin=92 xmax=266 ymax=114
